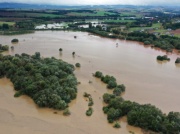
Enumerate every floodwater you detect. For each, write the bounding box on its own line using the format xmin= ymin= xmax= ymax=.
xmin=0 ymin=31 xmax=180 ymax=134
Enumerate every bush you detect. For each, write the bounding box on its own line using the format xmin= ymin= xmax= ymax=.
xmin=59 ymin=48 xmax=63 ymax=52
xmin=84 ymin=92 xmax=90 ymax=97
xmin=11 ymin=39 xmax=19 ymax=43
xmin=107 ymin=80 xmax=117 ymax=89
xmin=75 ymin=63 xmax=81 ymax=67
xmin=157 ymin=55 xmax=170 ymax=61
xmin=114 ymin=122 xmax=121 ymax=128
xmin=86 ymin=107 xmax=93 ymax=116
xmin=175 ymin=57 xmax=180 ymax=63
xmin=63 ymin=108 xmax=71 ymax=116
xmin=0 ymin=45 xmax=9 ymax=52
xmin=94 ymin=71 xmax=103 ymax=78
xmin=144 ymin=41 xmax=151 ymax=45
xmin=101 ymin=75 xmax=116 ymax=84
xmin=88 ymin=99 xmax=94 ymax=106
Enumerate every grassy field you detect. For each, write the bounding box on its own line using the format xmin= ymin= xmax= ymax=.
xmin=67 ymin=10 xmax=117 ymax=16
xmin=120 ymin=11 xmax=143 ymax=18
xmin=21 ymin=13 xmax=62 ymax=18
xmin=129 ymin=23 xmax=162 ymax=32
xmin=0 ymin=21 xmax=15 ymax=26
xmin=104 ymin=19 xmax=136 ymax=23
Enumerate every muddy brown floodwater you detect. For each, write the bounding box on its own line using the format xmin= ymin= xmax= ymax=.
xmin=0 ymin=31 xmax=180 ymax=134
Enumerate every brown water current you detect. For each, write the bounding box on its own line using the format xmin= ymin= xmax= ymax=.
xmin=0 ymin=31 xmax=180 ymax=134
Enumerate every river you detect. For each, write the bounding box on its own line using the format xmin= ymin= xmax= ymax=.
xmin=0 ymin=31 xmax=179 ymax=134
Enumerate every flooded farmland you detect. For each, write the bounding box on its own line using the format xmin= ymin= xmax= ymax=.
xmin=0 ymin=31 xmax=180 ymax=134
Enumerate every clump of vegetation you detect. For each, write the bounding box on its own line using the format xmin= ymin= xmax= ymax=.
xmin=129 ymin=131 xmax=135 ymax=134
xmin=86 ymin=107 xmax=93 ymax=116
xmin=144 ymin=40 xmax=151 ymax=45
xmin=84 ymin=92 xmax=94 ymax=106
xmin=11 ymin=46 xmax=14 ymax=50
xmin=84 ymin=92 xmax=94 ymax=115
xmin=94 ymin=71 xmax=103 ymax=78
xmin=72 ymin=52 xmax=75 ymax=56
xmin=101 ymin=74 xmax=117 ymax=89
xmin=113 ymin=122 xmax=121 ymax=128
xmin=75 ymin=63 xmax=81 ymax=67
xmin=157 ymin=55 xmax=170 ymax=61
xmin=0 ymin=44 xmax=9 ymax=52
xmin=94 ymin=71 xmax=125 ymax=94
xmin=63 ymin=108 xmax=71 ymax=116
xmin=113 ymin=84 xmax=126 ymax=96
xmin=11 ymin=38 xmax=19 ymax=43
xmin=88 ymin=97 xmax=94 ymax=106
xmin=84 ymin=92 xmax=91 ymax=98
xmin=0 ymin=53 xmax=78 ymax=110
xmin=59 ymin=48 xmax=63 ymax=52
xmin=175 ymin=57 xmax=180 ymax=63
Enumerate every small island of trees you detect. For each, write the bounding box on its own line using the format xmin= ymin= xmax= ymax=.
xmin=0 ymin=52 xmax=78 ymax=110
xmin=84 ymin=92 xmax=94 ymax=116
xmin=175 ymin=57 xmax=180 ymax=63
xmin=75 ymin=63 xmax=81 ymax=67
xmin=59 ymin=48 xmax=63 ymax=52
xmin=11 ymin=38 xmax=19 ymax=43
xmin=157 ymin=55 xmax=170 ymax=61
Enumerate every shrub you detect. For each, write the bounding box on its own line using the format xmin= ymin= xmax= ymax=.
xmin=94 ymin=71 xmax=103 ymax=78
xmin=11 ymin=39 xmax=19 ymax=43
xmin=175 ymin=57 xmax=180 ymax=63
xmin=75 ymin=63 xmax=81 ymax=67
xmin=0 ymin=45 xmax=9 ymax=51
xmin=72 ymin=52 xmax=75 ymax=56
xmin=157 ymin=55 xmax=170 ymax=61
xmin=86 ymin=107 xmax=93 ymax=116
xmin=59 ymin=48 xmax=63 ymax=52
xmin=144 ymin=41 xmax=151 ymax=45
xmin=63 ymin=108 xmax=71 ymax=116
xmin=107 ymin=80 xmax=117 ymax=89
xmin=114 ymin=122 xmax=121 ymax=128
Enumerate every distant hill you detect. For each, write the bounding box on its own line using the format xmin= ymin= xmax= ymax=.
xmin=0 ymin=2 xmax=179 ymax=9
xmin=0 ymin=2 xmax=71 ymax=9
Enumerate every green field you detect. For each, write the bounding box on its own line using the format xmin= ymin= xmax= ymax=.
xmin=104 ymin=19 xmax=136 ymax=23
xmin=120 ymin=11 xmax=143 ymax=18
xmin=0 ymin=21 xmax=15 ymax=26
xmin=21 ymin=13 xmax=62 ymax=18
xmin=67 ymin=10 xmax=117 ymax=16
xmin=129 ymin=23 xmax=162 ymax=32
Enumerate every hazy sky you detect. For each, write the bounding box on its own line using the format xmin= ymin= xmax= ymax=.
xmin=0 ymin=0 xmax=180 ymax=5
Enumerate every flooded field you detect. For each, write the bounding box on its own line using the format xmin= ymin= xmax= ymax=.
xmin=0 ymin=31 xmax=180 ymax=134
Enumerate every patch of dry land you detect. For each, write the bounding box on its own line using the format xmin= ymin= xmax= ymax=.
xmin=0 ymin=31 xmax=180 ymax=134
